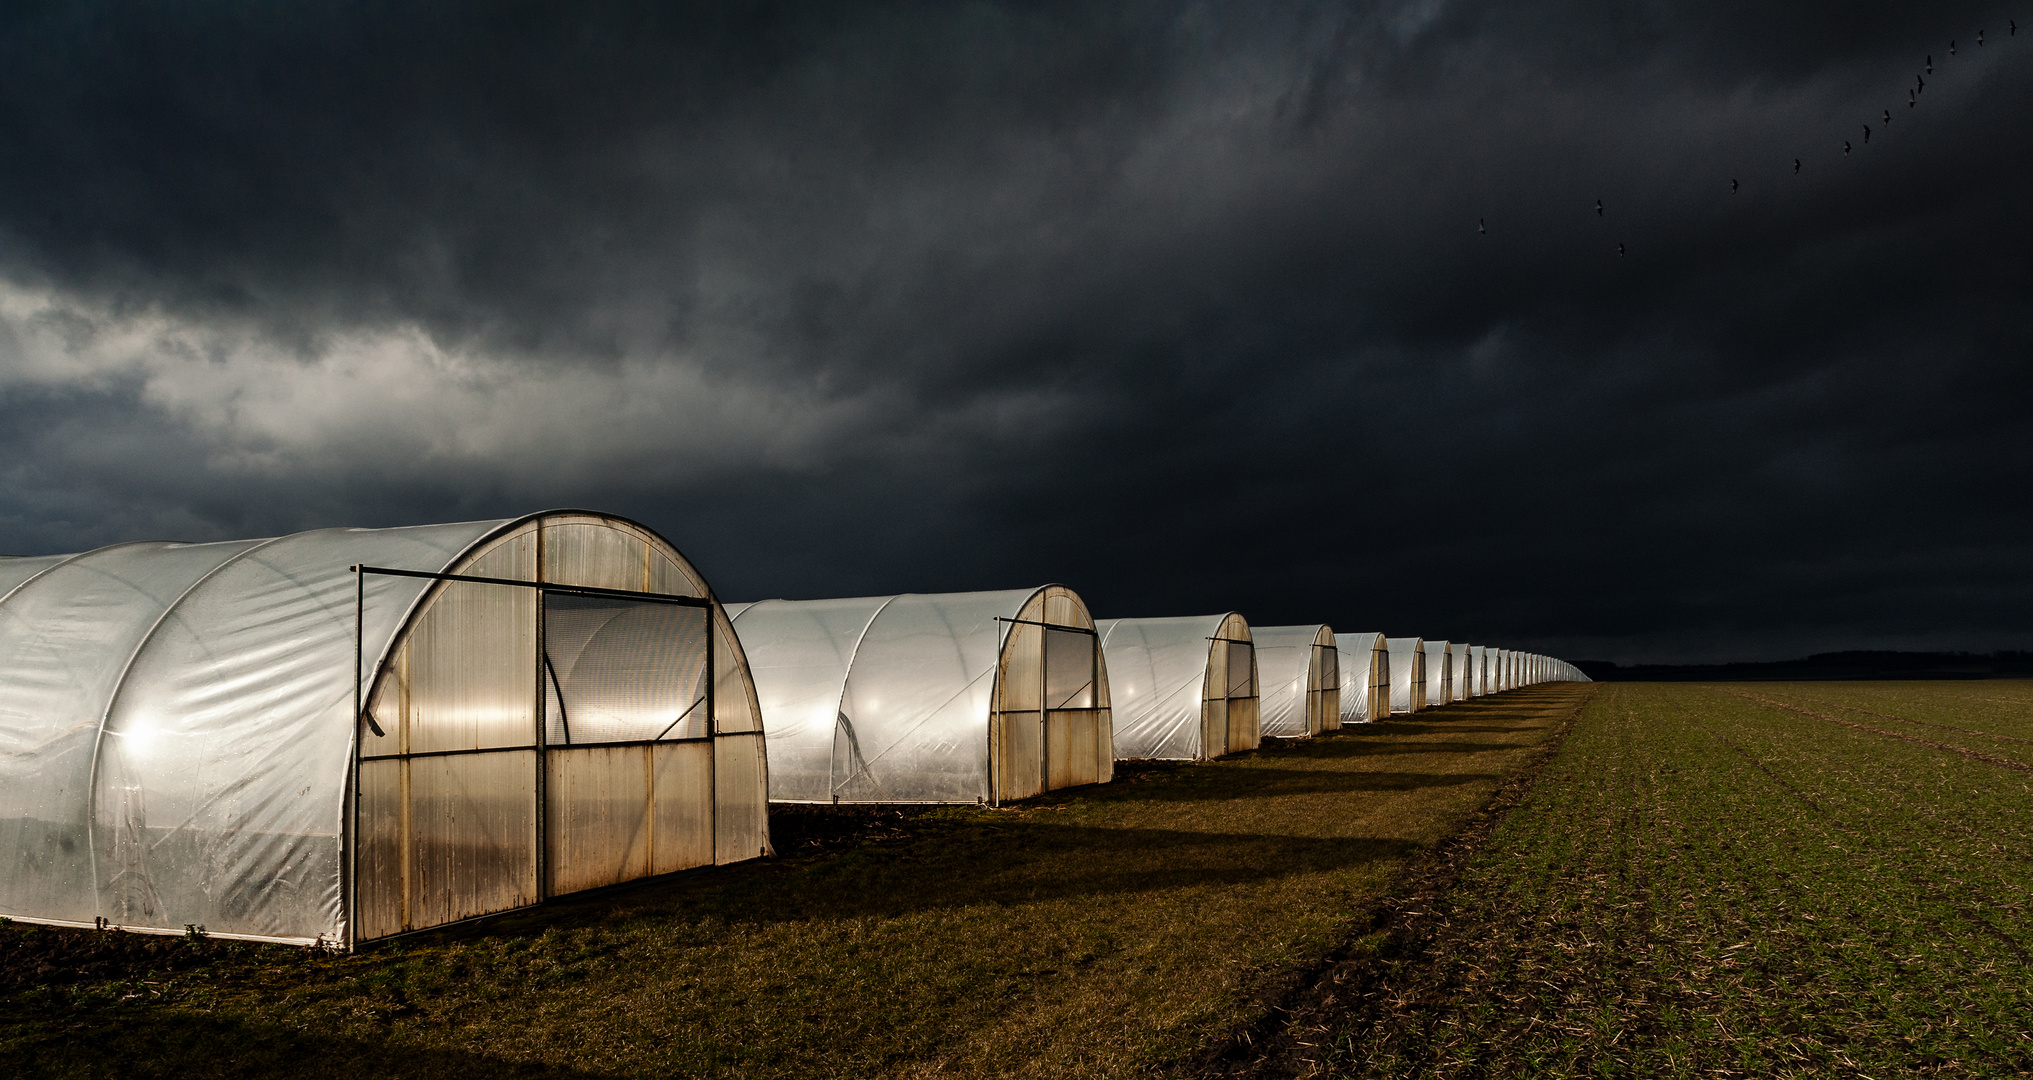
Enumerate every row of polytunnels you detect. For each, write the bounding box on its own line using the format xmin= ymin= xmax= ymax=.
xmin=0 ymin=512 xmax=1588 ymax=948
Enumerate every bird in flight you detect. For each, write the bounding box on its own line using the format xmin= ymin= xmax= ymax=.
xmin=1909 ymin=89 xmax=1916 ymax=106
xmin=1978 ymin=30 xmax=1984 ymax=46
xmin=1479 ymin=218 xmax=1486 ymax=234
xmin=2012 ymin=20 xmax=2017 ymax=35
xmin=1595 ymin=198 xmax=1604 ymax=216
xmin=1863 ymin=125 xmax=1871 ymax=144
xmin=1927 ymin=55 xmax=1933 ymax=74
xmin=1617 ymin=243 xmax=1626 ymax=257
xmin=1918 ymin=75 xmax=1925 ymax=94
xmin=1794 ymin=158 xmax=1802 ymax=173
xmin=1731 ymin=178 xmax=1739 ymax=194
xmin=1844 ymin=140 xmax=1851 ymax=156
xmin=1883 ymin=109 xmax=1892 ymax=126
xmin=1950 ymin=40 xmax=1956 ymax=56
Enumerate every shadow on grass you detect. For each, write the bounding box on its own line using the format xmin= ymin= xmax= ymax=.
xmin=1 ymin=1009 xmax=604 ymax=1080
xmin=458 ymin=690 xmax=1582 ymax=935
xmin=524 ymin=820 xmax=1426 ymax=929
xmin=1075 ymin=768 xmax=1508 ymax=803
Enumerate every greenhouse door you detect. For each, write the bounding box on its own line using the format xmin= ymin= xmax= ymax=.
xmin=1226 ymin=638 xmax=1257 ymax=753
xmin=1309 ymin=642 xmax=1339 ymax=735
xmin=354 ymin=567 xmax=717 ymax=942
xmin=1042 ymin=626 xmax=1101 ymax=791
xmin=355 ymin=574 xmax=542 ymax=942
xmin=542 ymin=593 xmax=715 ymax=896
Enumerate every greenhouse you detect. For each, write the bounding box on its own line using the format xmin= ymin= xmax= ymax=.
xmin=1333 ymin=632 xmax=1389 ymax=724
xmin=1385 ymin=637 xmax=1426 ymax=714
xmin=1452 ymin=646 xmax=1475 ymax=700
xmin=1253 ymin=625 xmax=1340 ymax=738
xmin=0 ymin=512 xmax=769 ymax=948
xmin=725 ymin=587 xmax=1111 ymax=805
xmin=1423 ymin=640 xmax=1455 ymax=706
xmin=1098 ymin=614 xmax=1258 ymax=760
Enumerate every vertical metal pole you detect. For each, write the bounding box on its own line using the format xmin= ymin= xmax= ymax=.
xmin=705 ymin=601 xmax=717 ymax=862
xmin=534 ymin=527 xmax=548 ymax=902
xmin=1038 ymin=622 xmax=1049 ymax=795
xmin=345 ymin=564 xmax=363 ymax=950
xmin=989 ymin=618 xmax=1007 ymax=807
xmin=1091 ymin=626 xmax=1103 ymax=783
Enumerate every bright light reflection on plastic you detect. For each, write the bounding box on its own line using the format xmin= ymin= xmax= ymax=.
xmin=120 ymin=719 xmax=161 ymax=758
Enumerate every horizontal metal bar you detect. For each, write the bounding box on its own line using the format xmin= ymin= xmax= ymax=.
xmin=546 ymin=735 xmax=714 ymax=751
xmin=359 ymin=729 xmax=766 ymax=762
xmin=353 ymin=565 xmax=713 ymax=607
xmin=994 ymin=616 xmax=1098 ymax=635
xmin=360 ymin=744 xmax=538 ymax=762
xmin=362 ymin=732 xmax=721 ymax=762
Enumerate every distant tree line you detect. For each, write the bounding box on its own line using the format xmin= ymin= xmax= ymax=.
xmin=1571 ymin=651 xmax=2033 ymax=682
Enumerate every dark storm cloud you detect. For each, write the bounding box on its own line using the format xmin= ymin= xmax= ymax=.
xmin=0 ymin=0 xmax=2027 ymax=662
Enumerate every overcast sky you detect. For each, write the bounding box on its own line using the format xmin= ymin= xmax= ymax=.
xmin=0 ymin=1 xmax=2026 ymax=663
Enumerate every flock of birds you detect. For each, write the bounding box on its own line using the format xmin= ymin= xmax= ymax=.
xmin=1475 ymin=20 xmax=2020 ymax=257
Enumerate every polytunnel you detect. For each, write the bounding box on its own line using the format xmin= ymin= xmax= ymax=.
xmin=1098 ymin=614 xmax=1258 ymax=760
xmin=1385 ymin=638 xmax=1425 ymax=714
xmin=0 ymin=512 xmax=769 ymax=948
xmin=1422 ymin=641 xmax=1454 ymax=707
xmin=1252 ymin=625 xmax=1339 ymax=738
xmin=725 ymin=587 xmax=1111 ymax=805
xmin=1333 ymin=632 xmax=1389 ymax=724
xmin=1452 ymin=646 xmax=1475 ymax=700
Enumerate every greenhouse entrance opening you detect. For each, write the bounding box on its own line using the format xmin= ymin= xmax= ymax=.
xmin=1208 ymin=637 xmax=1257 ymax=755
xmin=1310 ymin=639 xmax=1340 ymax=734
xmin=543 ymin=594 xmax=710 ymax=746
xmin=352 ymin=564 xmax=718 ymax=939
xmin=991 ymin=616 xmax=1104 ymax=803
xmin=1042 ymin=625 xmax=1102 ymax=790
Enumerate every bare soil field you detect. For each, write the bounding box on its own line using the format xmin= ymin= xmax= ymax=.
xmin=0 ymin=686 xmax=1586 ymax=1079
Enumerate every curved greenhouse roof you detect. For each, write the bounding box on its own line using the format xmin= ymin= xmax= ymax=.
xmin=1422 ymin=640 xmax=1454 ymax=707
xmin=1452 ymin=645 xmax=1476 ymax=700
xmin=726 ymin=586 xmax=1112 ymax=805
xmin=0 ymin=512 xmax=767 ymax=947
xmin=1385 ymin=637 xmax=1425 ymax=714
xmin=1098 ymin=614 xmax=1258 ymax=761
xmin=1253 ymin=625 xmax=1339 ymax=738
xmin=1333 ymin=632 xmax=1388 ymax=724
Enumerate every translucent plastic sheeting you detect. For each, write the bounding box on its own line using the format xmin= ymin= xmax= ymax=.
xmin=1044 ymin=627 xmax=1098 ymax=710
xmin=1386 ymin=638 xmax=1425 ymax=714
xmin=1334 ymin=633 xmax=1387 ymax=723
xmin=1098 ymin=614 xmax=1250 ymax=760
xmin=1253 ymin=625 xmax=1334 ymax=738
xmin=729 ymin=588 xmax=1101 ymax=804
xmin=1467 ymin=645 xmax=1488 ymax=697
xmin=543 ymin=595 xmax=710 ymax=745
xmin=1422 ymin=641 xmax=1453 ymax=707
xmin=834 ymin=591 xmax=1011 ymax=802
xmin=1452 ymin=646 xmax=1475 ymax=700
xmin=0 ymin=522 xmax=500 ymax=943
xmin=724 ymin=596 xmax=894 ymax=803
